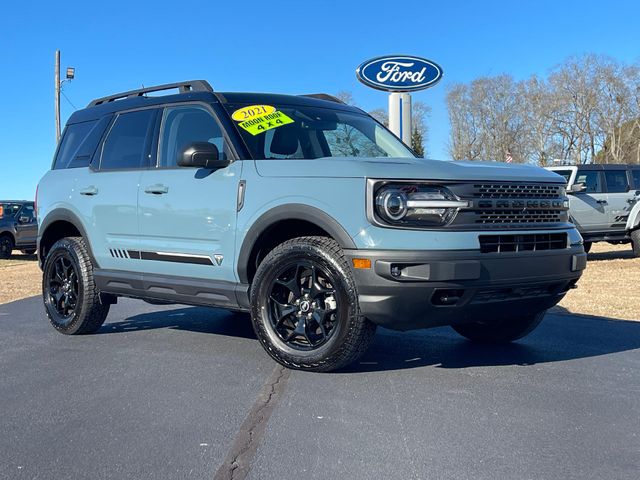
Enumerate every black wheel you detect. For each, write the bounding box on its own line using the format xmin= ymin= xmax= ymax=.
xmin=0 ymin=235 xmax=14 ymax=259
xmin=42 ymin=237 xmax=109 ymax=335
xmin=452 ymin=310 xmax=546 ymax=343
xmin=21 ymin=249 xmax=36 ymax=255
xmin=250 ymin=236 xmax=376 ymax=372
xmin=583 ymin=241 xmax=592 ymax=253
xmin=631 ymin=229 xmax=640 ymax=258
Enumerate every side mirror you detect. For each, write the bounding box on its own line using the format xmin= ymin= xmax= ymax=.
xmin=569 ymin=183 xmax=586 ymax=193
xmin=177 ymin=142 xmax=229 ymax=170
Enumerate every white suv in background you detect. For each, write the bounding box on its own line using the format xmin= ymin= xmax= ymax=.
xmin=547 ymin=164 xmax=640 ymax=256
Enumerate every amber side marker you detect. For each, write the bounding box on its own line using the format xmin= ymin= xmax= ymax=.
xmin=352 ymin=258 xmax=372 ymax=269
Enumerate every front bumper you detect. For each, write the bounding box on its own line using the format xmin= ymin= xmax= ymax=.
xmin=345 ymin=246 xmax=586 ymax=331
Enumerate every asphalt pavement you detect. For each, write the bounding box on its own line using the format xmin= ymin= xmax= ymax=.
xmin=1 ymin=296 xmax=639 ymax=479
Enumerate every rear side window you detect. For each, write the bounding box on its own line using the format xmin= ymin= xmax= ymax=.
xmin=604 ymin=170 xmax=629 ymax=193
xmin=54 ymin=121 xmax=96 ymax=169
xmin=100 ymin=109 xmax=156 ymax=170
xmin=631 ymin=169 xmax=640 ymax=189
xmin=575 ymin=170 xmax=602 ymax=193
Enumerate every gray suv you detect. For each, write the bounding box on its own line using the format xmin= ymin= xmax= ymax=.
xmin=36 ymin=81 xmax=586 ymax=372
xmin=0 ymin=201 xmax=37 ymax=258
xmin=547 ymin=165 xmax=640 ymax=256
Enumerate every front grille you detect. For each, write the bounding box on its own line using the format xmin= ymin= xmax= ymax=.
xmin=471 ymin=283 xmax=562 ymax=304
xmin=475 ymin=209 xmax=564 ymax=225
xmin=473 ymin=183 xmax=563 ymax=199
xmin=479 ymin=233 xmax=567 ymax=253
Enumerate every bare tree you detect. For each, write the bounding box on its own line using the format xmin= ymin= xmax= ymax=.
xmin=446 ymin=54 xmax=640 ymax=165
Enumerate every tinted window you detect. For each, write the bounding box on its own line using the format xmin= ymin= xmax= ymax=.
xmin=54 ymin=121 xmax=96 ymax=169
xmin=631 ymin=169 xmax=640 ymax=189
xmin=18 ymin=204 xmax=35 ymax=221
xmin=604 ymin=170 xmax=629 ymax=193
xmin=575 ymin=170 xmax=602 ymax=193
xmin=553 ymin=169 xmax=573 ymax=183
xmin=100 ymin=110 xmax=156 ymax=170
xmin=0 ymin=203 xmax=22 ymax=218
xmin=160 ymin=106 xmax=229 ymax=167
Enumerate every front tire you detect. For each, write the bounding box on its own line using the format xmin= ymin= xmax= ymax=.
xmin=0 ymin=235 xmax=14 ymax=259
xmin=250 ymin=236 xmax=376 ymax=372
xmin=631 ymin=229 xmax=640 ymax=258
xmin=583 ymin=241 xmax=592 ymax=253
xmin=42 ymin=237 xmax=109 ymax=334
xmin=452 ymin=310 xmax=546 ymax=343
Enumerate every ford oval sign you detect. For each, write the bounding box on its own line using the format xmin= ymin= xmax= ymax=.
xmin=356 ymin=55 xmax=443 ymax=92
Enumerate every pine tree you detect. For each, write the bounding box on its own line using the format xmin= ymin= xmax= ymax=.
xmin=411 ymin=126 xmax=425 ymax=157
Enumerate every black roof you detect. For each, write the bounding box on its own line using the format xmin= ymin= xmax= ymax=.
xmin=552 ymin=164 xmax=640 ymax=170
xmin=68 ymin=80 xmax=362 ymax=125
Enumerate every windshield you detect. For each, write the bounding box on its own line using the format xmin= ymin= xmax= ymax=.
xmin=223 ymin=103 xmax=416 ymax=160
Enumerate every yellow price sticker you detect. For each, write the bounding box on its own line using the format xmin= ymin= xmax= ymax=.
xmin=231 ymin=105 xmax=276 ymax=122
xmin=238 ymin=111 xmax=294 ymax=136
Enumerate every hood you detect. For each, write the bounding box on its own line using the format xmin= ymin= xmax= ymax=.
xmin=255 ymin=157 xmax=565 ymax=183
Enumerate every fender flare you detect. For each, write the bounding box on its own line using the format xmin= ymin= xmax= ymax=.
xmin=38 ymin=209 xmax=97 ymax=268
xmin=626 ymin=202 xmax=640 ymax=231
xmin=237 ymin=204 xmax=356 ymax=284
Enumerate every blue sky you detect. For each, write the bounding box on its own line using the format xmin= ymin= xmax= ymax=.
xmin=1 ymin=0 xmax=639 ymax=199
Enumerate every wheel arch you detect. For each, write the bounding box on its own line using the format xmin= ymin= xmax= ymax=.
xmin=38 ymin=209 xmax=96 ymax=269
xmin=626 ymin=202 xmax=640 ymax=231
xmin=237 ymin=204 xmax=356 ymax=284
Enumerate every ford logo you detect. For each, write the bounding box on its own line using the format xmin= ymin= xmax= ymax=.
xmin=356 ymin=55 xmax=443 ymax=92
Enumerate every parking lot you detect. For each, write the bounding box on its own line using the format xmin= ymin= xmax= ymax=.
xmin=0 ymin=244 xmax=639 ymax=479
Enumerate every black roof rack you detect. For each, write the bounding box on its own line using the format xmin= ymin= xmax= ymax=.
xmin=300 ymin=93 xmax=345 ymax=104
xmin=88 ymin=80 xmax=213 ymax=107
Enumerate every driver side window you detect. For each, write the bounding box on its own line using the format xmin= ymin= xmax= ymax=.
xmin=575 ymin=170 xmax=602 ymax=193
xmin=159 ymin=106 xmax=229 ymax=168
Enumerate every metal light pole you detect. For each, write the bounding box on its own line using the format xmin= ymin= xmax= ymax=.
xmin=55 ymin=50 xmax=61 ymax=142
xmin=54 ymin=50 xmax=75 ymax=143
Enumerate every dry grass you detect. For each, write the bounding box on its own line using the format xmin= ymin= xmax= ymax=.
xmin=0 ymin=243 xmax=638 ymax=321
xmin=556 ymin=242 xmax=640 ymax=321
xmin=0 ymin=253 xmax=41 ymax=304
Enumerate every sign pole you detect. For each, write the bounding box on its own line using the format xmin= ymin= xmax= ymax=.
xmin=388 ymin=92 xmax=412 ymax=146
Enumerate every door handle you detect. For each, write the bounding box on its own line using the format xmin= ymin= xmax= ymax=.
xmin=79 ymin=186 xmax=99 ymax=196
xmin=144 ymin=184 xmax=169 ymax=195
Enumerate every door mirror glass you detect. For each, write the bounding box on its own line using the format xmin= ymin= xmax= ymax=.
xmin=569 ymin=183 xmax=586 ymax=193
xmin=178 ymin=142 xmax=229 ymax=169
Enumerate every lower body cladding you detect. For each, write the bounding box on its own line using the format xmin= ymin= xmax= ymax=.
xmin=345 ymin=246 xmax=587 ymax=331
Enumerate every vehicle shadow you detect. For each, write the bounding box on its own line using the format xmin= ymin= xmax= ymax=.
xmin=99 ymin=304 xmax=640 ymax=374
xmin=587 ymin=247 xmax=636 ymax=262
xmin=342 ymin=308 xmax=640 ymax=373
xmin=101 ymin=307 xmax=256 ymax=340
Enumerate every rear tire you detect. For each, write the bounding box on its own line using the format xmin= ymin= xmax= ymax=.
xmin=583 ymin=241 xmax=592 ymax=253
xmin=42 ymin=237 xmax=109 ymax=335
xmin=0 ymin=235 xmax=14 ymax=259
xmin=452 ymin=310 xmax=546 ymax=343
xmin=631 ymin=229 xmax=640 ymax=258
xmin=250 ymin=236 xmax=376 ymax=372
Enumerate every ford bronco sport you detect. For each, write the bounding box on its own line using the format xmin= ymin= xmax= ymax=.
xmin=547 ymin=164 xmax=640 ymax=256
xmin=0 ymin=200 xmax=37 ymax=258
xmin=37 ymin=80 xmax=586 ymax=371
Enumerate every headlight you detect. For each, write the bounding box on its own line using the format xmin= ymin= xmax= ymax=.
xmin=374 ymin=183 xmax=468 ymax=227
